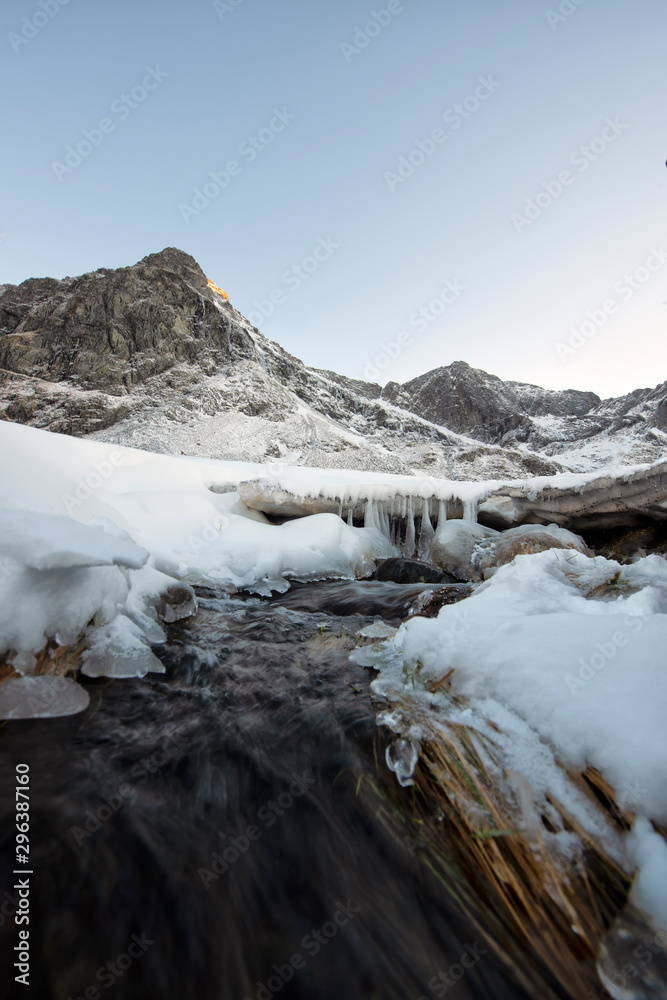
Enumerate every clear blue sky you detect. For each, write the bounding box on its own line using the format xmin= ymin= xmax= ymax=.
xmin=1 ymin=0 xmax=666 ymax=398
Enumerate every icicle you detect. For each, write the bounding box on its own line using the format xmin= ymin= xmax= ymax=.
xmin=417 ymin=498 xmax=434 ymax=561
xmin=365 ymin=498 xmax=381 ymax=532
xmin=337 ymin=498 xmax=343 ymax=520
xmin=404 ymin=497 xmax=416 ymax=558
xmin=463 ymin=498 xmax=478 ymax=523
xmin=438 ymin=499 xmax=447 ymax=528
xmin=380 ymin=502 xmax=391 ymax=539
xmin=347 ymin=508 xmax=353 ymax=527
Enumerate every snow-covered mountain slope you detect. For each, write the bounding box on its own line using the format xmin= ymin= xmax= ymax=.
xmin=385 ymin=362 xmax=667 ymax=472
xmin=1 ymin=248 xmax=665 ymax=477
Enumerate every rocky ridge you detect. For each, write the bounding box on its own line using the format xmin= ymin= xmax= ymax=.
xmin=0 ymin=247 xmax=665 ymax=481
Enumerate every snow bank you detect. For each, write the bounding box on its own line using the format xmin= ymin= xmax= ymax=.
xmin=0 ymin=422 xmax=398 ymax=716
xmin=369 ymin=547 xmax=667 ymax=928
xmin=0 ymin=422 xmax=396 ymax=592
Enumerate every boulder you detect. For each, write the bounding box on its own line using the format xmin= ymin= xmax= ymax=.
xmin=374 ymin=558 xmax=455 ymax=585
xmin=154 ymin=584 xmax=198 ymax=623
xmin=429 ymin=520 xmax=499 ymax=582
xmin=477 ymin=523 xmax=591 ymax=577
xmin=407 ymin=585 xmax=475 ymax=618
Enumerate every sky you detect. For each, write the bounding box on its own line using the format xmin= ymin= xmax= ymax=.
xmin=1 ymin=0 xmax=666 ymax=399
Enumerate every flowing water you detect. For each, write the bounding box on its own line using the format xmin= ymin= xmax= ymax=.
xmin=0 ymin=582 xmax=529 ymax=1000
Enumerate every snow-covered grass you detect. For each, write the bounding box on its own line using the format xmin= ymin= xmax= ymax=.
xmin=365 ymin=547 xmax=667 ymax=935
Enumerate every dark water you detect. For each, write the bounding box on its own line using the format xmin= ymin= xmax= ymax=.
xmin=0 ymin=584 xmax=528 ymax=1000
xmin=268 ymin=579 xmax=446 ymax=621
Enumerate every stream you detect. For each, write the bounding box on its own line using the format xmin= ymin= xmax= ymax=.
xmin=0 ymin=581 xmax=530 ymax=1000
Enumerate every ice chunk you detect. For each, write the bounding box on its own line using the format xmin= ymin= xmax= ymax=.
xmin=385 ymin=738 xmax=420 ymax=787
xmin=356 ymin=621 xmax=397 ymax=641
xmin=124 ymin=566 xmax=197 ymax=641
xmin=0 ymin=675 xmax=89 ymax=719
xmin=81 ymin=615 xmax=166 ymax=679
xmin=430 ymin=519 xmax=499 ymax=581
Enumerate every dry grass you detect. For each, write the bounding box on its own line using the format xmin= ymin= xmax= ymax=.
xmin=0 ymin=633 xmax=88 ymax=687
xmin=379 ymin=698 xmax=636 ymax=1000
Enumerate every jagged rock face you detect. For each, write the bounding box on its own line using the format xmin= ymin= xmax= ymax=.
xmin=385 ymin=361 xmax=667 ymax=468
xmin=383 ymin=362 xmax=600 ymax=443
xmin=311 ymin=368 xmax=382 ymax=402
xmin=0 ymin=248 xmax=258 ymax=393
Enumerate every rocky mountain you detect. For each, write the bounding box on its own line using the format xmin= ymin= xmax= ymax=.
xmin=384 ymin=363 xmax=600 ymax=443
xmin=1 ymin=248 xmax=665 ymax=479
xmin=386 ymin=364 xmax=667 ymax=470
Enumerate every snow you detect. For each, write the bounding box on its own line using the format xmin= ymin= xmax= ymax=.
xmin=0 ymin=421 xmax=400 ymax=713
xmin=0 ymin=561 xmax=131 ymax=674
xmin=628 ymin=819 xmax=667 ymax=930
xmin=1 ymin=420 xmax=665 ymax=928
xmin=0 ymin=421 xmax=398 ymax=593
xmin=368 ymin=547 xmax=667 ymax=928
xmin=390 ymin=549 xmax=667 ymax=818
xmin=0 ymin=508 xmax=148 ymax=571
xmin=0 ymin=421 xmax=661 ymax=697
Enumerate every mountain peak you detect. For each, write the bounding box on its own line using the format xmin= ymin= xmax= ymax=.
xmin=134 ymin=247 xmax=209 ymax=291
